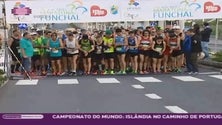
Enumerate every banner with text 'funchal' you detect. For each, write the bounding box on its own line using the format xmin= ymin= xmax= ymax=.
xmin=5 ymin=0 xmax=222 ymax=24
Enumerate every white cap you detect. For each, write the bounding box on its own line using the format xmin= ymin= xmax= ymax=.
xmin=30 ymin=32 xmax=37 ymax=35
xmin=172 ymin=25 xmax=181 ymax=29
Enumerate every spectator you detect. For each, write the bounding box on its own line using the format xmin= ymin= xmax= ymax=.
xmin=183 ymin=29 xmax=192 ymax=72
xmin=20 ymin=32 xmax=34 ymax=79
xmin=189 ymin=29 xmax=202 ymax=74
xmin=8 ymin=29 xmax=22 ymax=74
xmin=200 ymin=22 xmax=212 ymax=60
xmin=193 ymin=24 xmax=200 ymax=36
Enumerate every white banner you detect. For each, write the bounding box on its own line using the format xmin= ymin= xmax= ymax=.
xmin=0 ymin=3 xmax=3 ymax=18
xmin=5 ymin=0 xmax=222 ymax=24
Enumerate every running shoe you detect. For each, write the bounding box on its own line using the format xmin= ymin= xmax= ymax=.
xmin=73 ymin=72 xmax=77 ymax=76
xmin=100 ymin=70 xmax=105 ymax=75
xmin=116 ymin=71 xmax=122 ymax=75
xmin=132 ymin=70 xmax=138 ymax=74
xmin=41 ymin=71 xmax=47 ymax=76
xmin=110 ymin=70 xmax=115 ymax=75
xmin=193 ymin=72 xmax=199 ymax=75
xmin=60 ymin=72 xmax=66 ymax=76
xmin=52 ymin=72 xmax=57 ymax=76
xmin=176 ymin=68 xmax=182 ymax=73
xmin=104 ymin=70 xmax=109 ymax=75
xmin=56 ymin=72 xmax=61 ymax=76
xmin=139 ymin=71 xmax=144 ymax=74
xmin=122 ymin=71 xmax=126 ymax=74
xmin=188 ymin=72 xmax=193 ymax=75
xmin=143 ymin=71 xmax=149 ymax=74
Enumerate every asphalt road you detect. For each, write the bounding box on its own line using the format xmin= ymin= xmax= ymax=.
xmin=0 ymin=67 xmax=222 ymax=113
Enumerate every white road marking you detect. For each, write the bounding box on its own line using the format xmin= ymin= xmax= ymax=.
xmin=165 ymin=106 xmax=188 ymax=113
xmin=199 ymin=72 xmax=219 ymax=75
xmin=58 ymin=79 xmax=79 ymax=85
xmin=172 ymin=76 xmax=204 ymax=82
xmin=209 ymin=75 xmax=222 ymax=80
xmin=15 ymin=80 xmax=38 ymax=85
xmin=131 ymin=85 xmax=145 ymax=89
xmin=145 ymin=93 xmax=162 ymax=99
xmin=96 ymin=78 xmax=120 ymax=83
xmin=134 ymin=77 xmax=162 ymax=83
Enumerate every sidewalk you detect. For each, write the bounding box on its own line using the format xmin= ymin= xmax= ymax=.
xmin=209 ymin=38 xmax=222 ymax=45
xmin=199 ymin=59 xmax=222 ymax=69
xmin=199 ymin=37 xmax=222 ymax=68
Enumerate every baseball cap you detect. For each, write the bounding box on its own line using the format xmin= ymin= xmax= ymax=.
xmin=172 ymin=25 xmax=181 ymax=29
xmin=105 ymin=29 xmax=112 ymax=35
xmin=30 ymin=32 xmax=37 ymax=35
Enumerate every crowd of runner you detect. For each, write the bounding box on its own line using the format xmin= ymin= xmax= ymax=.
xmin=8 ymin=24 xmax=208 ymax=78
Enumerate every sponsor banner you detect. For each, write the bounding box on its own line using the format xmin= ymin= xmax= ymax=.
xmin=1 ymin=113 xmax=222 ymax=125
xmin=5 ymin=0 xmax=222 ymax=24
xmin=0 ymin=5 xmax=2 ymax=18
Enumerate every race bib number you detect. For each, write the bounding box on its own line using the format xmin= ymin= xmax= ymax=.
xmin=116 ymin=47 xmax=122 ymax=51
xmin=156 ymin=47 xmax=162 ymax=52
xmin=46 ymin=49 xmax=50 ymax=52
xmin=52 ymin=50 xmax=59 ymax=53
xmin=34 ymin=48 xmax=39 ymax=52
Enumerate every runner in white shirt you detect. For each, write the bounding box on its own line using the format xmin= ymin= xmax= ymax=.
xmin=65 ymin=32 xmax=79 ymax=75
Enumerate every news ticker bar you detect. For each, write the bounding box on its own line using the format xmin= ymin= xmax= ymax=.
xmin=1 ymin=114 xmax=222 ymax=120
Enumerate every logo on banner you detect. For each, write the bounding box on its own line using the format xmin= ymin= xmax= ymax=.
xmin=90 ymin=5 xmax=107 ymax=17
xmin=128 ymin=0 xmax=139 ymax=7
xmin=18 ymin=23 xmax=28 ymax=30
xmin=180 ymin=0 xmax=201 ymax=11
xmin=10 ymin=2 xmax=32 ymax=21
xmin=36 ymin=0 xmax=88 ymax=22
xmin=67 ymin=0 xmax=88 ymax=14
xmin=127 ymin=0 xmax=141 ymax=11
xmin=11 ymin=2 xmax=32 ymax=15
xmin=111 ymin=5 xmax=118 ymax=15
xmin=204 ymin=1 xmax=221 ymax=13
xmin=124 ymin=0 xmax=141 ymax=20
xmin=153 ymin=0 xmax=202 ymax=19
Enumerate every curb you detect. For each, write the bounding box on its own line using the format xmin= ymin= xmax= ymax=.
xmin=198 ymin=60 xmax=222 ymax=68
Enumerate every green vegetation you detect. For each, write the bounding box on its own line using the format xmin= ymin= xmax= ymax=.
xmin=0 ymin=69 xmax=4 ymax=75
xmin=0 ymin=69 xmax=7 ymax=87
xmin=212 ymin=51 xmax=222 ymax=62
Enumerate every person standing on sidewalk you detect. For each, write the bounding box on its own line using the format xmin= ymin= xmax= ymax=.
xmin=8 ymin=29 xmax=21 ymax=74
xmin=189 ymin=29 xmax=202 ymax=74
xmin=183 ymin=29 xmax=192 ymax=72
xmin=200 ymin=22 xmax=212 ymax=60
xmin=20 ymin=32 xmax=34 ymax=79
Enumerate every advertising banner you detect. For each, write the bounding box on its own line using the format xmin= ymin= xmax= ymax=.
xmin=0 ymin=5 xmax=2 ymax=18
xmin=5 ymin=0 xmax=222 ymax=24
xmin=0 ymin=113 xmax=222 ymax=125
